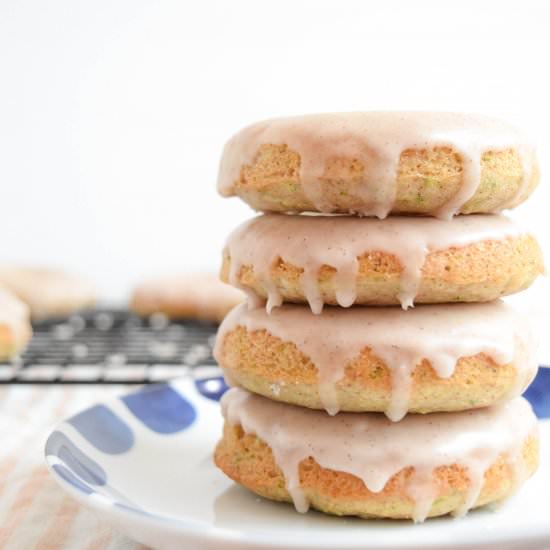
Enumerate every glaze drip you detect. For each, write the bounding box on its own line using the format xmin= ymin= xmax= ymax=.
xmin=218 ymin=112 xmax=535 ymax=220
xmin=221 ymin=389 xmax=538 ymax=522
xmin=216 ymin=302 xmax=538 ymax=420
xmin=223 ymin=213 xmax=527 ymax=313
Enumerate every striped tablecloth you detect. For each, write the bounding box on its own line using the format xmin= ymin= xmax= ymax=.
xmin=0 ymin=385 xmax=147 ymax=549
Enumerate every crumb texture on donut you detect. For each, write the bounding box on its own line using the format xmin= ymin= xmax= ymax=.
xmin=215 ymin=422 xmax=538 ymax=520
xmin=229 ymin=145 xmax=538 ymax=216
xmin=218 ymin=325 xmax=533 ymax=414
xmin=221 ymin=233 xmax=543 ymax=307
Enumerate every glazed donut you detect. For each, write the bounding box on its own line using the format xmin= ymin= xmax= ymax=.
xmin=218 ymin=112 xmax=538 ymax=219
xmin=221 ymin=214 xmax=543 ymax=312
xmin=215 ymin=389 xmax=539 ymax=522
xmin=130 ymin=273 xmax=244 ymax=323
xmin=215 ymin=302 xmax=537 ymax=420
xmin=0 ymin=266 xmax=96 ymax=320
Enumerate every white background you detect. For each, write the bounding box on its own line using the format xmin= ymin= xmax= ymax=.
xmin=0 ymin=0 xmax=549 ymax=305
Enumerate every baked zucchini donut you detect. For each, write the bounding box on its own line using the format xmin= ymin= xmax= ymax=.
xmin=0 ymin=266 xmax=96 ymax=320
xmin=130 ymin=273 xmax=244 ymax=323
xmin=0 ymin=288 xmax=32 ymax=360
xmin=222 ymin=214 xmax=543 ymax=312
xmin=215 ymin=389 xmax=539 ymax=522
xmin=215 ymin=302 xmax=537 ymax=420
xmin=218 ymin=112 xmax=538 ymax=219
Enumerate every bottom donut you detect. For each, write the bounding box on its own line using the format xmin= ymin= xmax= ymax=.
xmin=214 ymin=388 xmax=539 ymax=522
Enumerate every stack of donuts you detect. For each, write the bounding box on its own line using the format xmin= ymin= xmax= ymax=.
xmin=213 ymin=113 xmax=544 ymax=522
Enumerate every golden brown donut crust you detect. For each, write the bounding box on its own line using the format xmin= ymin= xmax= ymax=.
xmin=217 ymin=326 xmax=533 ymax=414
xmin=214 ymin=422 xmax=539 ymax=520
xmin=221 ymin=234 xmax=543 ymax=306
xmin=0 ymin=267 xmax=96 ymax=320
xmin=229 ymin=145 xmax=539 ymax=215
xmin=130 ymin=292 xmax=236 ymax=324
xmin=0 ymin=324 xmax=32 ymax=360
xmin=130 ymin=274 xmax=244 ymax=323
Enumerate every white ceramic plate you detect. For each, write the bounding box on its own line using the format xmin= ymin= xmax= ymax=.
xmin=45 ymin=367 xmax=550 ymax=550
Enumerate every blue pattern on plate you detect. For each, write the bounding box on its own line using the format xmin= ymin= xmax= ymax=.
xmin=524 ymin=368 xmax=550 ymax=419
xmin=68 ymin=404 xmax=134 ymax=454
xmin=52 ymin=464 xmax=95 ymax=495
xmin=195 ymin=375 xmax=229 ymax=401
xmin=121 ymin=384 xmax=196 ymax=434
xmin=46 ymin=431 xmax=107 ymax=486
xmin=47 ymin=372 xmax=550 ymax=513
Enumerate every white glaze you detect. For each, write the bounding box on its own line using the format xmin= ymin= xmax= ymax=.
xmin=218 ymin=112 xmax=535 ymax=219
xmin=216 ymin=302 xmax=538 ymax=420
xmin=223 ymin=213 xmax=529 ymax=313
xmin=221 ymin=389 xmax=538 ymax=522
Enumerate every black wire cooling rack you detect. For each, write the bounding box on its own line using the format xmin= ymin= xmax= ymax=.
xmin=0 ymin=309 xmax=218 ymax=384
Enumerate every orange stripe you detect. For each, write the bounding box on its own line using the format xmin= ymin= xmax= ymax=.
xmin=0 ymin=457 xmax=19 ymax=499
xmin=0 ymin=388 xmax=82 ymax=548
xmin=0 ymin=387 xmax=125 ymax=547
xmin=19 ymin=388 xmax=92 ymax=547
xmin=34 ymin=496 xmax=80 ymax=550
xmin=0 ymin=466 xmax=50 ymax=547
xmin=85 ymin=525 xmax=114 ymax=550
xmin=0 ymin=388 xmax=67 ymax=497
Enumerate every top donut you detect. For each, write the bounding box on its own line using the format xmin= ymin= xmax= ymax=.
xmin=218 ymin=112 xmax=538 ymax=219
